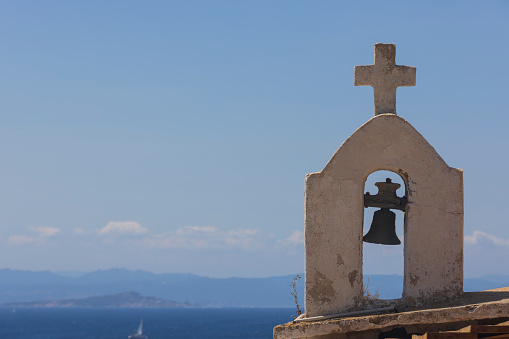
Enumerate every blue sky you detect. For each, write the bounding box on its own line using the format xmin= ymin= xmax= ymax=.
xmin=0 ymin=1 xmax=507 ymax=278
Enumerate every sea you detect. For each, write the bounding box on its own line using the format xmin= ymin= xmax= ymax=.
xmin=0 ymin=308 xmax=294 ymax=339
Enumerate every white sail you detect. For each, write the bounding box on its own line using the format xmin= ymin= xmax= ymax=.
xmin=128 ymin=319 xmax=147 ymax=339
xmin=137 ymin=319 xmax=143 ymax=335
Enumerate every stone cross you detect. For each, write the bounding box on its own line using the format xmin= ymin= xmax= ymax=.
xmin=355 ymin=43 xmax=416 ymax=115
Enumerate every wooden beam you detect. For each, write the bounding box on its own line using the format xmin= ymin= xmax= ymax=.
xmin=412 ymin=334 xmax=477 ymax=339
xmin=458 ymin=324 xmax=509 ymax=333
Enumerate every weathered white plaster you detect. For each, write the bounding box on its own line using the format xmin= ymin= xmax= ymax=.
xmin=304 ymin=113 xmax=463 ymax=317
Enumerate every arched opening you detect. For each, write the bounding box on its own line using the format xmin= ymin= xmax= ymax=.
xmin=362 ymin=170 xmax=405 ymax=300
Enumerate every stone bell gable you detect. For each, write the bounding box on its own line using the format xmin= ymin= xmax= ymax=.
xmin=304 ymin=113 xmax=463 ymax=317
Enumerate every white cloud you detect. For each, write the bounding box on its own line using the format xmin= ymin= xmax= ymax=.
xmin=285 ymin=230 xmax=304 ymax=246
xmin=8 ymin=226 xmax=63 ymax=245
xmin=465 ymin=230 xmax=509 ymax=247
xmin=225 ymin=229 xmax=260 ymax=249
xmin=29 ymin=226 xmax=63 ymax=237
xmin=141 ymin=225 xmax=221 ymax=249
xmin=8 ymin=235 xmax=37 ymax=245
xmin=97 ymin=222 xmax=148 ymax=236
xmin=175 ymin=225 xmax=217 ymax=235
xmin=91 ymin=221 xmax=302 ymax=253
xmin=143 ymin=231 xmax=209 ymax=249
xmin=141 ymin=226 xmax=263 ymax=250
xmin=74 ymin=228 xmax=88 ymax=235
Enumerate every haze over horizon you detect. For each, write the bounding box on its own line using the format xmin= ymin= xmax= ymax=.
xmin=0 ymin=1 xmax=508 ymax=279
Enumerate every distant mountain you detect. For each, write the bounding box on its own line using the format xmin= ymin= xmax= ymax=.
xmin=0 ymin=291 xmax=199 ymax=308
xmin=0 ymin=268 xmax=508 ymax=307
xmin=54 ymin=270 xmax=87 ymax=278
xmin=0 ymin=268 xmax=300 ymax=307
xmin=0 ymin=268 xmax=71 ymax=285
xmin=76 ymin=268 xmax=160 ymax=283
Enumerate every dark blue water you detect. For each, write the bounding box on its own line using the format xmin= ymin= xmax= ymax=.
xmin=0 ymin=308 xmax=293 ymax=339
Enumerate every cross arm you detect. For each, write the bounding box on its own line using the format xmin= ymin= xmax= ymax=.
xmin=394 ymin=65 xmax=416 ymax=87
xmin=354 ymin=65 xmax=374 ymax=87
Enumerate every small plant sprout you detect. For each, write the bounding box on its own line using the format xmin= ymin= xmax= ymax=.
xmin=362 ymin=278 xmax=380 ymax=301
xmin=290 ymin=274 xmax=302 ymax=319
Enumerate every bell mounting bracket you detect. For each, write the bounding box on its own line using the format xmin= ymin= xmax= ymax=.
xmin=364 ymin=178 xmax=407 ymax=211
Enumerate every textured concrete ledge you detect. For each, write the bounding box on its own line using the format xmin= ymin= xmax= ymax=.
xmin=274 ymin=288 xmax=509 ymax=339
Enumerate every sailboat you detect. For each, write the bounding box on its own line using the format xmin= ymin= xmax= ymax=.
xmin=128 ymin=319 xmax=148 ymax=339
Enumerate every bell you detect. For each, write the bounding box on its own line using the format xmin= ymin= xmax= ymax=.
xmin=363 ymin=208 xmax=401 ymax=245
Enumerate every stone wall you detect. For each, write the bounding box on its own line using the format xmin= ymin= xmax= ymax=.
xmin=304 ymin=113 xmax=463 ymax=317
